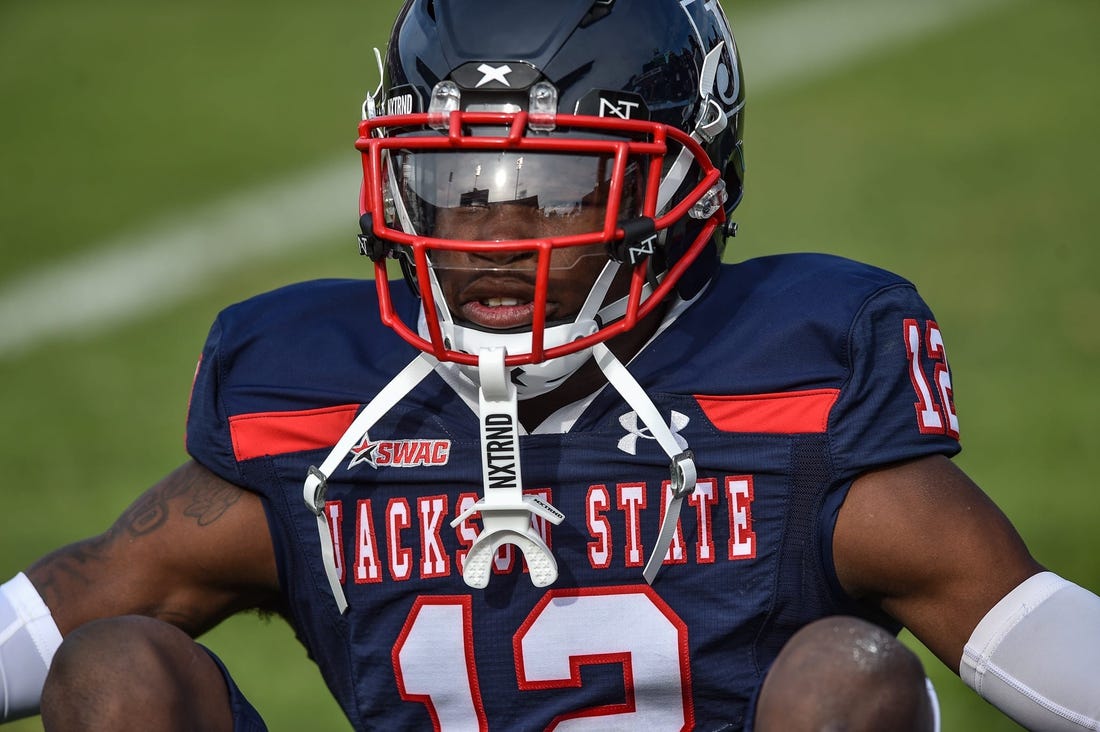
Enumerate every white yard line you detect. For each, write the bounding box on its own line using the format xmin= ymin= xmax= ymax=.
xmin=0 ymin=161 xmax=359 ymax=358
xmin=739 ymin=0 xmax=1015 ymax=91
xmin=0 ymin=0 xmax=1016 ymax=359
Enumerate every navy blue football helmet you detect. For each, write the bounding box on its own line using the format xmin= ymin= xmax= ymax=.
xmin=357 ymin=0 xmax=745 ymax=376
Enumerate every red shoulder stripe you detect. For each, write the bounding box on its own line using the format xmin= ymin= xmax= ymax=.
xmin=228 ymin=404 xmax=360 ymax=461
xmin=694 ymin=389 xmax=839 ymax=434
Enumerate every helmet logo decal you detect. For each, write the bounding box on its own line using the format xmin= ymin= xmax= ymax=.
xmin=386 ymin=93 xmax=415 ymax=116
xmin=680 ymin=0 xmax=742 ymax=108
xmin=475 ymin=63 xmax=514 ymax=88
xmin=617 ymin=410 xmax=690 ymax=456
xmin=382 ymin=84 xmax=422 ymax=116
xmin=629 ymin=233 xmax=658 ymax=265
xmin=599 ymin=97 xmax=642 ymax=120
xmin=452 ymin=61 xmax=540 ymax=91
xmin=575 ymin=90 xmax=650 ymax=120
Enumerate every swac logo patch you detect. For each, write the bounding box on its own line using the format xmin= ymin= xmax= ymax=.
xmin=349 ymin=435 xmax=452 ymax=470
xmin=617 ymin=411 xmax=689 ymax=455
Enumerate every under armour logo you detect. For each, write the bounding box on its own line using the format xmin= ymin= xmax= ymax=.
xmin=617 ymin=410 xmax=689 ymax=455
xmin=476 ymin=63 xmax=513 ymax=88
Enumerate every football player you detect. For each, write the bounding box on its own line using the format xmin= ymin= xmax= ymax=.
xmin=3 ymin=0 xmax=1098 ymax=730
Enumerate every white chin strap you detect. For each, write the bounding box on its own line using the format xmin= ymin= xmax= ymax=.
xmin=591 ymin=342 xmax=697 ymax=583
xmin=304 ymin=343 xmax=695 ymax=612
xmin=303 ymin=353 xmax=440 ymax=613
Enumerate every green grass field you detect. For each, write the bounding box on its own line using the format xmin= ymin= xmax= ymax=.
xmin=2 ymin=0 xmax=1097 ymax=729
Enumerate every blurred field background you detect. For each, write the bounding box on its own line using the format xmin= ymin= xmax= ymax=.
xmin=1 ymin=0 xmax=1097 ymax=729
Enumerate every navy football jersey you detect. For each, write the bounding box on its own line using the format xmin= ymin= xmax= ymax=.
xmin=186 ymin=253 xmax=961 ymax=731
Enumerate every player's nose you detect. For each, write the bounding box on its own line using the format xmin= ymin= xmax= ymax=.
xmin=474 ymin=205 xmax=535 ymax=243
xmin=467 ymin=246 xmax=537 ymax=269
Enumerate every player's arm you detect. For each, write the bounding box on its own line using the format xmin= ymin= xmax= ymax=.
xmin=835 ymin=454 xmax=1100 ymax=730
xmin=28 ymin=459 xmax=281 ymax=635
xmin=1 ymin=459 xmax=280 ymax=721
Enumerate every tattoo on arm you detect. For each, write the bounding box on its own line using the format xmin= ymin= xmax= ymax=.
xmin=121 ymin=470 xmax=242 ymax=536
xmin=31 ymin=534 xmax=115 ymax=606
xmin=30 ymin=464 xmax=244 ymax=610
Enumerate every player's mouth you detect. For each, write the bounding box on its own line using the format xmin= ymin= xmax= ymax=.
xmin=459 ymin=296 xmax=539 ymax=329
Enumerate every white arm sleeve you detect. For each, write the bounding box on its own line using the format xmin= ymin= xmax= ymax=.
xmin=960 ymin=571 xmax=1100 ymax=731
xmin=1 ymin=572 xmax=63 ymax=722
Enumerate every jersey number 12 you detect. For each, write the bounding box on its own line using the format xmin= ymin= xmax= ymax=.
xmin=905 ymin=319 xmax=959 ymax=439
xmin=393 ymin=585 xmax=694 ymax=730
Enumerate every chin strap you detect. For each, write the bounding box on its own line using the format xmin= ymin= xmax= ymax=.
xmin=450 ymin=348 xmax=564 ymax=588
xmin=303 ymin=353 xmax=439 ymax=613
xmin=591 ymin=343 xmax=697 ymax=583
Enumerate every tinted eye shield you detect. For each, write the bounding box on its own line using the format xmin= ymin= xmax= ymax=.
xmin=358 ymin=110 xmax=676 ymax=243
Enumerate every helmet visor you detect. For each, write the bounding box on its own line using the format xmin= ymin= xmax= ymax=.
xmin=385 ymin=149 xmax=642 ymax=244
